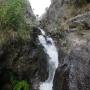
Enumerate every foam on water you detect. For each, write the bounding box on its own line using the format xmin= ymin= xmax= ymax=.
xmin=38 ymin=28 xmax=59 ymax=90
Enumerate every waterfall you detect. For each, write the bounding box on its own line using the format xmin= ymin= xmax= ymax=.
xmin=38 ymin=28 xmax=59 ymax=90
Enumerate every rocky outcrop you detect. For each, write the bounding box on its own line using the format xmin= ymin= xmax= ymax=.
xmin=40 ymin=0 xmax=90 ymax=90
xmin=41 ymin=0 xmax=90 ymax=32
xmin=0 ymin=27 xmax=49 ymax=90
xmin=24 ymin=0 xmax=37 ymax=25
xmin=61 ymin=30 xmax=90 ymax=90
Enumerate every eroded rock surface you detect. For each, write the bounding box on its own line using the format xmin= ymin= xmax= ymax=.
xmin=40 ymin=0 xmax=90 ymax=90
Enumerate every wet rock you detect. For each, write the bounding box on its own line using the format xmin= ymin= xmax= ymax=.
xmin=53 ymin=64 xmax=69 ymax=90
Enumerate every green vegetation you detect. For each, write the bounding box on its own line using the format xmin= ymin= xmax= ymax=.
xmin=11 ymin=76 xmax=29 ymax=90
xmin=0 ymin=0 xmax=35 ymax=45
xmin=0 ymin=0 xmax=26 ymax=31
xmin=12 ymin=80 xmax=29 ymax=90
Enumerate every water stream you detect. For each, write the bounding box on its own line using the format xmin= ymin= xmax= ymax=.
xmin=38 ymin=28 xmax=59 ymax=90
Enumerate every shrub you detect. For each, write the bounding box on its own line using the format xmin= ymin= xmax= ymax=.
xmin=0 ymin=0 xmax=26 ymax=31
xmin=0 ymin=0 xmax=33 ymax=43
xmin=13 ymin=80 xmax=29 ymax=90
xmin=11 ymin=77 xmax=29 ymax=90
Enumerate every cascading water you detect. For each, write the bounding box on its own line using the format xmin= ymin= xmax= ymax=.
xmin=38 ymin=28 xmax=59 ymax=90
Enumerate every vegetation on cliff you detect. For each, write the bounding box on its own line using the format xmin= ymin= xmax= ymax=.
xmin=0 ymin=0 xmax=36 ymax=46
xmin=0 ymin=0 xmax=25 ymax=31
xmin=12 ymin=80 xmax=29 ymax=90
xmin=0 ymin=0 xmax=37 ymax=90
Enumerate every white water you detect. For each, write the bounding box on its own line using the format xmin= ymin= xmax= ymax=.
xmin=38 ymin=28 xmax=59 ymax=90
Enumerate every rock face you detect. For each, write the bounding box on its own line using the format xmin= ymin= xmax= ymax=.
xmin=0 ymin=0 xmax=47 ymax=90
xmin=24 ymin=0 xmax=37 ymax=25
xmin=41 ymin=0 xmax=90 ymax=32
xmin=40 ymin=0 xmax=90 ymax=90
xmin=0 ymin=27 xmax=49 ymax=90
